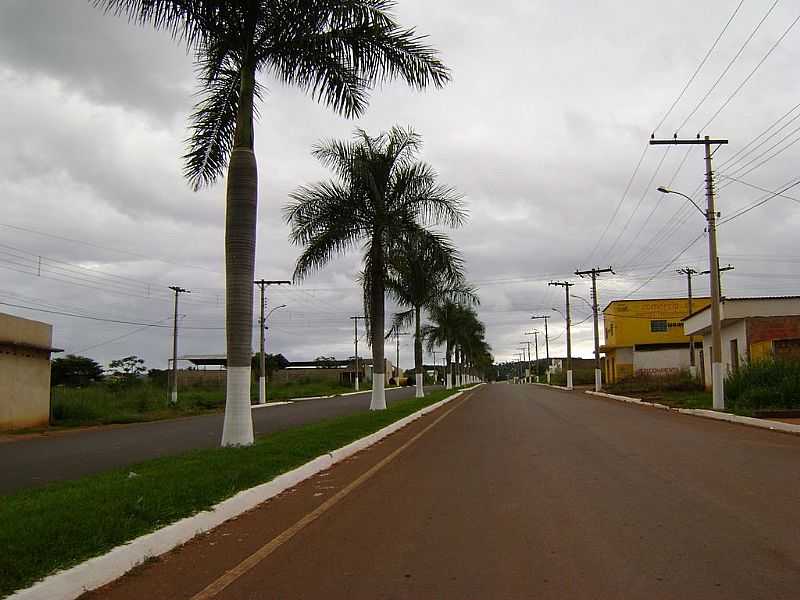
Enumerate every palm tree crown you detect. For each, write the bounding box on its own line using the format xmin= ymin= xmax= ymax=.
xmin=285 ymin=126 xmax=465 ymax=408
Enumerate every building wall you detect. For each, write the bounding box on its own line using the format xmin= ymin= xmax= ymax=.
xmin=633 ymin=347 xmax=690 ymax=377
xmin=0 ymin=314 xmax=54 ymax=430
xmin=604 ymin=297 xmax=710 ymax=348
xmin=700 ymin=319 xmax=747 ymax=388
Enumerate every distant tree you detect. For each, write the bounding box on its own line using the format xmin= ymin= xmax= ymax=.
xmin=108 ymin=355 xmax=146 ymax=385
xmin=314 ymin=355 xmax=338 ymax=369
xmin=51 ymin=354 xmax=104 ymax=387
xmin=147 ymin=368 xmax=169 ymax=387
xmin=251 ymin=353 xmax=290 ymax=378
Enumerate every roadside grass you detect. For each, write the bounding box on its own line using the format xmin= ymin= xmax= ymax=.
xmin=549 ymin=368 xmax=596 ymax=386
xmin=46 ymin=379 xmax=359 ymax=429
xmin=0 ymin=386 xmax=465 ymax=597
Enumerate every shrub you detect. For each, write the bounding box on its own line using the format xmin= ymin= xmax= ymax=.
xmin=726 ymin=358 xmax=800 ymax=413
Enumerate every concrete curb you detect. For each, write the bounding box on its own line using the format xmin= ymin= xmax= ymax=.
xmin=585 ymin=390 xmax=800 ymax=435
xmin=8 ymin=384 xmax=482 ymax=600
xmin=251 ymin=401 xmax=293 ymax=409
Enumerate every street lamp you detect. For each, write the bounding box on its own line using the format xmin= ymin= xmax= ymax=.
xmin=657 ymin=185 xmax=724 ymax=409
xmin=258 ymin=303 xmax=287 ymax=405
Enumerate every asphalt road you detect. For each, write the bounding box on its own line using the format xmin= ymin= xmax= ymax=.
xmin=87 ymin=383 xmax=800 ymax=600
xmin=0 ymin=385 xmax=428 ymax=494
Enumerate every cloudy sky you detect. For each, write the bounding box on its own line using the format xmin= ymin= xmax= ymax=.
xmin=2 ymin=0 xmax=799 ymax=371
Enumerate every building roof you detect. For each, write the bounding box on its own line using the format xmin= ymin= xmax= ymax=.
xmin=602 ymin=296 xmax=710 ymax=313
xmin=179 ymin=354 xmax=227 ymax=366
xmin=683 ymin=296 xmax=800 ymax=335
xmin=683 ymin=295 xmax=800 ymax=319
xmin=0 ymin=340 xmax=63 ymax=354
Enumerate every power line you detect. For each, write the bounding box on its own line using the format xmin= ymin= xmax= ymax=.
xmin=676 ymin=0 xmax=780 ymax=133
xmin=701 ymin=12 xmax=800 ymax=132
xmin=653 ymin=0 xmax=745 ymax=133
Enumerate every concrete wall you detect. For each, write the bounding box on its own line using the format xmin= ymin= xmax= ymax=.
xmin=700 ymin=319 xmax=747 ymax=388
xmin=634 ymin=346 xmax=690 ymax=376
xmin=0 ymin=313 xmax=54 ymax=430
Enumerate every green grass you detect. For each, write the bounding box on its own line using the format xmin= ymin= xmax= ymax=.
xmin=549 ymin=368 xmax=597 ymax=386
xmin=0 ymin=387 xmax=464 ymax=597
xmin=46 ymin=379 xmax=360 ymax=429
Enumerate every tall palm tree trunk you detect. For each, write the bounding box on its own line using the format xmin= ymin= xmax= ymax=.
xmin=221 ymin=54 xmax=257 ymax=447
xmin=370 ymin=239 xmax=387 ymax=410
xmin=414 ymin=305 xmax=424 ymax=398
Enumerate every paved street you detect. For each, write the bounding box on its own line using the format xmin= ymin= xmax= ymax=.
xmin=86 ymin=383 xmax=800 ymax=600
xmin=0 ymin=386 xmax=428 ymax=494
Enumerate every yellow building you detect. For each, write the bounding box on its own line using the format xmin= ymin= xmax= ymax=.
xmin=601 ymin=297 xmax=710 ymax=383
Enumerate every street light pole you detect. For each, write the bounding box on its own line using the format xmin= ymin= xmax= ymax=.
xmin=653 ymin=133 xmax=728 ymax=409
xmin=254 ymin=280 xmax=291 ymax=405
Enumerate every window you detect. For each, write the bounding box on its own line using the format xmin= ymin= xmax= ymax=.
xmin=650 ymin=319 xmax=668 ymax=333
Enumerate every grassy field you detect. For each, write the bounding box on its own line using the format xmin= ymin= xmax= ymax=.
xmin=47 ymin=378 xmax=360 ymax=428
xmin=0 ymin=386 xmax=467 ymax=597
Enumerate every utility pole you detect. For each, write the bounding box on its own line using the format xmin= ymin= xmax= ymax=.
xmin=701 ymin=259 xmax=734 ymax=299
xmin=575 ymin=267 xmax=614 ymax=392
xmin=531 ymin=315 xmax=551 ymax=383
xmin=651 ymin=135 xmax=728 ymax=409
xmin=432 ymin=350 xmax=438 ymax=385
xmin=677 ymin=267 xmax=699 ymax=377
xmin=394 ymin=330 xmax=409 ymax=384
xmin=549 ymin=281 xmax=574 ymax=389
xmin=254 ymin=279 xmax=291 ymax=405
xmin=350 ymin=316 xmax=365 ymax=391
xmin=169 ymin=285 xmax=190 ymax=405
xmin=519 ymin=340 xmax=532 ymax=383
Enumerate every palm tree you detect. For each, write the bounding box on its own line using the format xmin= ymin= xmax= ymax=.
xmin=285 ymin=127 xmax=465 ymax=410
xmin=424 ymin=300 xmax=485 ymax=388
xmin=94 ymin=1 xmax=450 ymax=445
xmin=385 ymin=230 xmax=474 ymax=398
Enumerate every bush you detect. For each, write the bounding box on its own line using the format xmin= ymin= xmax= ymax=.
xmin=606 ymin=370 xmax=703 ymax=395
xmin=725 ymin=358 xmax=800 ymax=413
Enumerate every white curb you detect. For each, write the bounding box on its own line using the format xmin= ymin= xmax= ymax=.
xmin=585 ymin=390 xmax=800 ymax=435
xmin=251 ymin=401 xmax=293 ymax=409
xmin=9 ymin=384 xmax=483 ymax=600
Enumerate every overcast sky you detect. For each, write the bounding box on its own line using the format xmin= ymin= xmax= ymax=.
xmin=2 ymin=0 xmax=799 ymax=370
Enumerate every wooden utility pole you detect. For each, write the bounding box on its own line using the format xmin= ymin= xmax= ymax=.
xmin=701 ymin=259 xmax=734 ymax=298
xmin=254 ymin=280 xmax=290 ymax=405
xmin=169 ymin=286 xmax=190 ymax=405
xmin=531 ymin=314 xmax=551 ymax=382
xmin=519 ymin=340 xmax=532 ymax=383
xmin=350 ymin=315 xmax=365 ymax=391
xmin=574 ymin=267 xmax=613 ymax=391
xmin=677 ymin=267 xmax=699 ymax=375
xmin=549 ymin=281 xmax=574 ymax=389
xmin=651 ymin=135 xmax=728 ymax=409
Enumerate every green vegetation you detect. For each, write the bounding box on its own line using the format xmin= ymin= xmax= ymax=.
xmin=47 ymin=378 xmax=359 ymax=429
xmin=549 ymin=368 xmax=597 ymax=386
xmin=0 ymin=387 xmax=464 ymax=597
xmin=726 ymin=358 xmax=800 ymax=415
xmin=605 ymin=370 xmax=703 ymax=397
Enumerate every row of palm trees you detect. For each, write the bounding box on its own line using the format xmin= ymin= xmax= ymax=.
xmin=285 ymin=126 xmax=492 ymax=408
xmin=94 ymin=0 xmax=486 ymax=446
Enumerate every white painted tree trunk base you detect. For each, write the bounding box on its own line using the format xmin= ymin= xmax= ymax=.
xmin=415 ymin=376 xmax=424 ymax=398
xmin=170 ymin=390 xmax=177 ymax=405
xmin=712 ymin=362 xmax=725 ymax=409
xmin=258 ymin=376 xmax=266 ymax=405
xmin=566 ymin=370 xmax=573 ymax=390
xmin=221 ymin=366 xmax=254 ymax=447
xmin=446 ymin=374 xmax=452 ymax=390
xmin=594 ymin=368 xmax=602 ymax=392
xmin=370 ymin=377 xmax=386 ymax=410
xmin=354 ymin=376 xmax=360 ymax=392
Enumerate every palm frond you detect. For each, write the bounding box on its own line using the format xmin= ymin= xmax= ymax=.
xmin=92 ymin=0 xmax=218 ymax=48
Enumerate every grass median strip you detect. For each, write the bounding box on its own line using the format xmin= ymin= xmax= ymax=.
xmin=0 ymin=388 xmax=461 ymax=598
